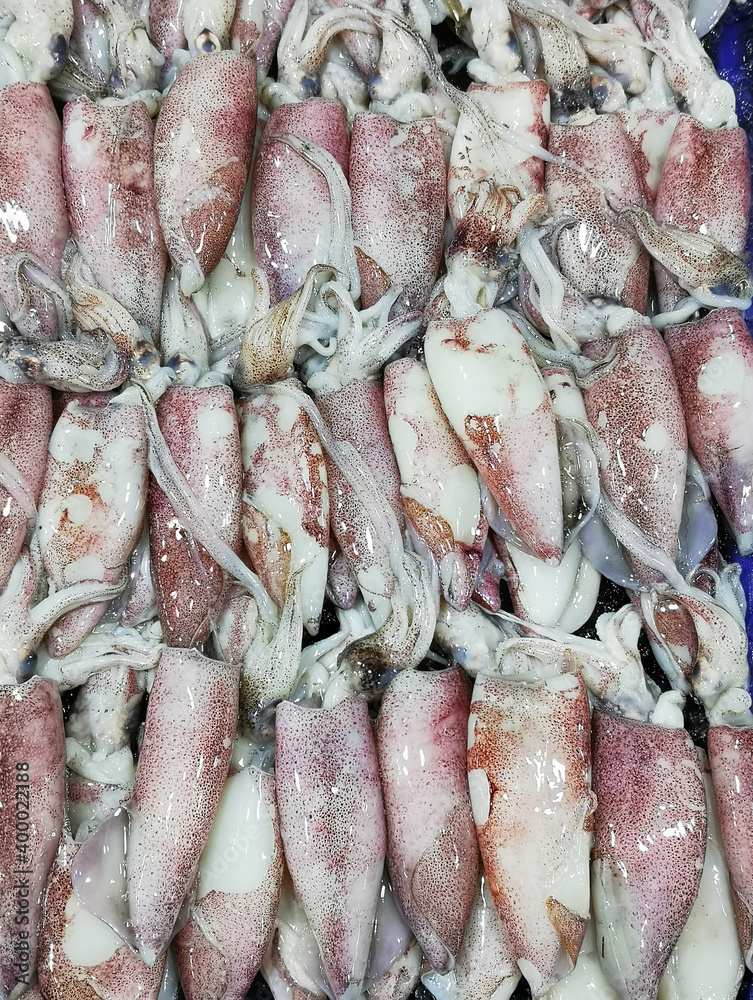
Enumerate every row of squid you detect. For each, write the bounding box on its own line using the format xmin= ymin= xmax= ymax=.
xmin=0 ymin=0 xmax=753 ymax=998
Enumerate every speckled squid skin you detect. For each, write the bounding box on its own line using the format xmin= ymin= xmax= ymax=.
xmin=665 ymin=308 xmax=753 ymax=556
xmin=424 ymin=310 xmax=563 ymax=565
xmin=0 ymin=677 xmax=65 ymax=999
xmin=656 ymin=117 xmax=750 ymax=252
xmin=467 ymin=673 xmax=593 ymax=997
xmin=452 ymin=877 xmax=520 ymax=1000
xmin=38 ymin=392 xmax=148 ymax=657
xmin=0 ymin=84 xmax=70 ymax=341
xmin=545 ymin=114 xmax=649 ymax=312
xmin=349 ymin=113 xmax=445 ymax=313
xmin=317 ymin=379 xmax=404 ymax=615
xmin=66 ymin=774 xmax=131 ymax=845
xmin=658 ymin=748 xmax=745 ymax=999
xmin=232 ymin=0 xmax=298 ymax=76
xmin=238 ymin=390 xmax=329 ymax=635
xmin=154 ymin=49 xmax=256 ymax=296
xmin=319 ymin=381 xmax=403 ymax=526
xmin=592 ymin=711 xmax=707 ymax=1000
xmin=127 ymin=647 xmax=240 ymax=968
xmin=376 ymin=666 xmax=480 ymax=974
xmin=62 ymin=97 xmax=168 ymax=336
xmin=384 ymin=358 xmax=487 ymax=612
xmin=275 ymin=698 xmax=386 ymax=1000
xmin=0 ymin=382 xmax=52 ymax=593
xmin=582 ymin=320 xmax=688 ymax=584
xmin=37 ymin=834 xmax=166 ymax=1000
xmin=67 ymin=0 xmax=108 ymax=91
xmin=447 ymin=81 xmax=550 ymax=258
xmin=367 ymin=943 xmax=421 ymax=1000
xmin=149 ymin=0 xmax=184 ymax=66
xmin=707 ymin=726 xmax=753 ymax=970
xmin=616 ymin=109 xmax=680 ymax=209
xmin=252 ymin=98 xmax=350 ymax=305
xmin=149 ymin=384 xmax=243 ymax=647
xmin=653 ymin=117 xmax=751 ymax=309
xmin=175 ymin=768 xmax=284 ymax=1000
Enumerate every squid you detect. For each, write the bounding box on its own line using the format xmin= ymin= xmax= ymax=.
xmin=424 ymin=308 xmax=564 ymax=565
xmin=150 ymin=0 xmax=236 ymax=65
xmin=639 ymin=577 xmax=749 ymax=717
xmin=445 ymin=80 xmax=550 ymax=309
xmin=251 ymin=98 xmax=351 ymax=305
xmin=0 ymin=544 xmax=126 ymax=682
xmin=261 ymin=869 xmax=332 ymax=1000
xmin=365 ymin=882 xmax=423 ymax=1000
xmin=543 ymin=111 xmax=649 ymax=314
xmin=652 ymin=115 xmax=751 ymax=314
xmin=349 ymin=112 xmax=446 ymax=314
xmin=230 ymin=0 xmax=299 ymax=76
xmin=154 ymin=48 xmax=256 ymax=297
xmin=290 ymin=291 xmax=438 ymax=690
xmin=0 ymin=381 xmax=52 ymax=592
xmin=0 ymin=83 xmax=70 ymax=342
xmin=658 ymin=748 xmax=744 ymax=1000
xmin=423 ymin=876 xmax=521 ymax=1000
xmin=149 ymin=378 xmax=243 ymax=646
xmin=707 ymin=724 xmax=753 ymax=972
xmin=37 ymin=387 xmax=148 ymax=657
xmin=36 ymin=832 xmax=168 ymax=1000
xmin=317 ymin=374 xmax=405 ymax=554
xmin=238 ymin=384 xmax=329 ymax=637
xmin=85 ymin=0 xmax=164 ymax=97
xmin=665 ymin=308 xmax=753 ymax=556
xmin=376 ymin=665 xmax=480 ymax=973
xmin=384 ymin=357 xmax=488 ymax=612
xmin=467 ymin=670 xmax=594 ymax=996
xmin=37 ymin=657 xmax=166 ymax=999
xmin=61 ymin=95 xmax=167 ymax=339
xmin=581 ymin=315 xmax=687 ymax=586
xmin=275 ymin=696 xmax=386 ymax=1000
xmin=494 ymin=365 xmax=600 ymax=633
xmin=64 ymin=660 xmax=143 ymax=793
xmin=51 ymin=0 xmax=109 ymax=101
xmin=71 ymin=647 xmax=240 ymax=967
xmin=506 ymin=0 xmax=593 ymax=118
xmin=271 ymin=0 xmax=376 ymax=108
xmin=629 ymin=0 xmax=736 ymax=127
xmin=149 ymin=0 xmax=187 ymax=70
xmin=592 ymin=709 xmax=707 ymax=999
xmin=0 ymin=0 xmax=73 ymax=83
xmin=174 ymin=764 xmax=285 ymax=1000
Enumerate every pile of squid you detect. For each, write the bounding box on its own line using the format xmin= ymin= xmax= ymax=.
xmin=1 ymin=0 xmax=753 ymax=998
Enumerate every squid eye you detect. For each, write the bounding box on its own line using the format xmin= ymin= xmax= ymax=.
xmin=167 ymin=354 xmax=201 ymax=385
xmin=49 ymin=33 xmax=68 ymax=73
xmin=18 ymin=652 xmax=36 ymax=681
xmin=711 ymin=282 xmax=743 ymax=297
xmin=249 ymin=700 xmax=281 ymax=743
xmin=300 ymin=75 xmax=319 ymax=97
xmin=108 ymin=70 xmax=126 ymax=95
xmin=196 ymin=29 xmax=221 ymax=54
xmin=133 ymin=340 xmax=160 ymax=372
